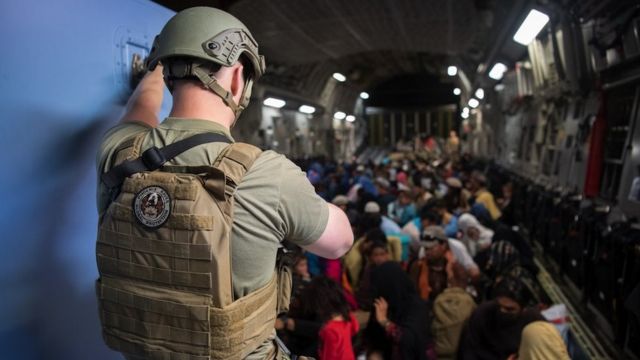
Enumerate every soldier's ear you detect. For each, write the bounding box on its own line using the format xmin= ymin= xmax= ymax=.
xmin=230 ymin=62 xmax=245 ymax=105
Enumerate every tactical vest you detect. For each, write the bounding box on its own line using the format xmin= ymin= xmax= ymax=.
xmin=96 ymin=132 xmax=291 ymax=360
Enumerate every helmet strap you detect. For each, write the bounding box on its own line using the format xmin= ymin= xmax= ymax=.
xmin=165 ymin=60 xmax=251 ymax=126
xmin=192 ymin=66 xmax=241 ymax=114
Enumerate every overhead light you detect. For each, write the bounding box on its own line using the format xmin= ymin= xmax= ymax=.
xmin=345 ymin=115 xmax=356 ymax=122
xmin=462 ymin=107 xmax=469 ymax=114
xmin=447 ymin=66 xmax=458 ymax=76
xmin=494 ymin=83 xmax=505 ymax=92
xmin=299 ymin=105 xmax=316 ymax=114
xmin=468 ymin=98 xmax=480 ymax=108
xmin=461 ymin=112 xmax=469 ymax=119
xmin=334 ymin=111 xmax=346 ymax=120
xmin=360 ymin=92 xmax=370 ymax=99
xmin=263 ymin=97 xmax=286 ymax=108
xmin=513 ymin=9 xmax=550 ymax=45
xmin=332 ymin=72 xmax=346 ymax=82
xmin=453 ymin=88 xmax=461 ymax=95
xmin=475 ymin=88 xmax=484 ymax=99
xmin=488 ymin=62 xmax=508 ymax=80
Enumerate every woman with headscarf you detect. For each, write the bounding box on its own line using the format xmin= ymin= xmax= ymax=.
xmin=510 ymin=321 xmax=570 ymax=360
xmin=458 ymin=213 xmax=494 ymax=257
xmin=476 ymin=241 xmax=548 ymax=305
xmin=365 ymin=262 xmax=429 ymax=360
xmin=458 ymin=276 xmax=544 ymax=360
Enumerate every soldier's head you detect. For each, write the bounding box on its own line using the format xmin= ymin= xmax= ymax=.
xmin=147 ymin=7 xmax=265 ymax=125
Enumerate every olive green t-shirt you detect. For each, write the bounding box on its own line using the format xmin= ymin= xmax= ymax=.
xmin=96 ymin=117 xmax=329 ymax=299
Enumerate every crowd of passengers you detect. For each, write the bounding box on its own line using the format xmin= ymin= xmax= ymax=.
xmin=276 ymin=134 xmax=571 ymax=360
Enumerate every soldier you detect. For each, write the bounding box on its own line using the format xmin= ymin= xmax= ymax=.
xmin=95 ymin=7 xmax=353 ymax=360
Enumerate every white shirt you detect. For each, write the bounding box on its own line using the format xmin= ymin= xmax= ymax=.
xmin=447 ymin=238 xmax=478 ymax=272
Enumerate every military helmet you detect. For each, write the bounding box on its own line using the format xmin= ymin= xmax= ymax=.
xmin=147 ymin=7 xmax=266 ymax=119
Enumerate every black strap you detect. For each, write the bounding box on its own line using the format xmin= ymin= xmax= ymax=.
xmin=101 ymin=132 xmax=232 ymax=188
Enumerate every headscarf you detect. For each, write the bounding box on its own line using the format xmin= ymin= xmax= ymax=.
xmin=518 ymin=321 xmax=570 ymax=360
xmin=484 ymin=241 xmax=520 ymax=278
xmin=457 ymin=301 xmax=544 ymax=360
xmin=458 ymin=213 xmax=494 ymax=256
xmin=367 ymin=262 xmax=428 ymax=360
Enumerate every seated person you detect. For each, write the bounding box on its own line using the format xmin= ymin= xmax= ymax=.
xmin=432 ymin=199 xmax=458 ymax=238
xmin=291 ymin=252 xmax=312 ymax=303
xmin=356 ymin=241 xmax=391 ymax=310
xmin=468 ymin=171 xmax=501 ymax=220
xmin=278 ymin=276 xmax=359 ymax=359
xmin=363 ymin=201 xmax=402 ymax=237
xmin=476 ymin=241 xmax=548 ymax=305
xmin=365 ymin=262 xmax=429 ymax=360
xmin=410 ymin=226 xmax=480 ymax=301
xmin=510 ymin=321 xmax=570 ymax=360
xmin=432 ymin=263 xmax=476 ymax=360
xmin=344 ymin=228 xmax=388 ymax=290
xmin=403 ymin=210 xmax=440 ymax=260
xmin=458 ymin=276 xmax=544 ymax=360
xmin=458 ymin=213 xmax=493 ymax=257
xmin=387 ymin=185 xmax=417 ymax=227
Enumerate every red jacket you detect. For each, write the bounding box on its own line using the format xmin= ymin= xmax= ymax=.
xmin=318 ymin=313 xmax=360 ymax=360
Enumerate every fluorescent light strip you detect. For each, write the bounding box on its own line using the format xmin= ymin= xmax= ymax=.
xmin=489 ymin=63 xmax=508 ymax=80
xmin=299 ymin=105 xmax=316 ymax=114
xmin=346 ymin=115 xmax=356 ymax=122
xmin=263 ymin=97 xmax=285 ymax=108
xmin=333 ymin=73 xmax=346 ymax=82
xmin=360 ymin=92 xmax=369 ymax=99
xmin=334 ymin=111 xmax=346 ymax=120
xmin=447 ymin=66 xmax=458 ymax=76
xmin=513 ymin=9 xmax=550 ymax=45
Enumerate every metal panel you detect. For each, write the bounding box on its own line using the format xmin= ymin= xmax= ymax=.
xmin=0 ymin=1 xmax=174 ymax=359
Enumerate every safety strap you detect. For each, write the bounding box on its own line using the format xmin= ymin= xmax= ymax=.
xmin=102 ymin=133 xmax=232 ymax=188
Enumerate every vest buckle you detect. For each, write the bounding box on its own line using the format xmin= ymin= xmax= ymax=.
xmin=141 ymin=146 xmax=167 ymax=170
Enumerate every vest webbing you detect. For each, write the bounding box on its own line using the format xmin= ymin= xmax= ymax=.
xmin=97 ymin=132 xmax=278 ymax=360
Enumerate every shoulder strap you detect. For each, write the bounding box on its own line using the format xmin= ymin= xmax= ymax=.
xmin=102 ymin=132 xmax=232 ymax=188
xmin=214 ymin=143 xmax=263 ymax=185
xmin=203 ymin=143 xmax=262 ymax=203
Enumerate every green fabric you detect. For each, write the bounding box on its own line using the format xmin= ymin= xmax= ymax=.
xmin=97 ymin=117 xmax=329 ymax=300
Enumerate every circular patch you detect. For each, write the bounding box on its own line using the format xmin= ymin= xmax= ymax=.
xmin=133 ymin=186 xmax=171 ymax=229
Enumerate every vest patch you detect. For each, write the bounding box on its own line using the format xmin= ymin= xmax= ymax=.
xmin=133 ymin=186 xmax=171 ymax=229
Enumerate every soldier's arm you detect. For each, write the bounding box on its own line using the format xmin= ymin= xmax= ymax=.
xmin=302 ymin=203 xmax=354 ymax=259
xmin=120 ymin=65 xmax=164 ymax=127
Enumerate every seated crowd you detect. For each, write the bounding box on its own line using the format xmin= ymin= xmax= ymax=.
xmin=276 ymin=141 xmax=570 ymax=360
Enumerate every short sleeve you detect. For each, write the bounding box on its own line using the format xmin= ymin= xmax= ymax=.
xmin=96 ymin=121 xmax=150 ymax=173
xmin=96 ymin=121 xmax=150 ymax=213
xmin=276 ymin=157 xmax=329 ymax=246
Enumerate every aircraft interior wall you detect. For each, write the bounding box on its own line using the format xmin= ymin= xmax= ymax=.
xmin=0 ymin=1 xmax=174 ymax=359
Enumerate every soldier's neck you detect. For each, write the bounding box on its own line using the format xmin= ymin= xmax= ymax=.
xmin=169 ymin=85 xmax=234 ymax=129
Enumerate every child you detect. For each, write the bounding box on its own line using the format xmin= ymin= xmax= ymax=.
xmin=291 ymin=252 xmax=312 ymax=303
xmin=293 ymin=276 xmax=359 ymax=359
